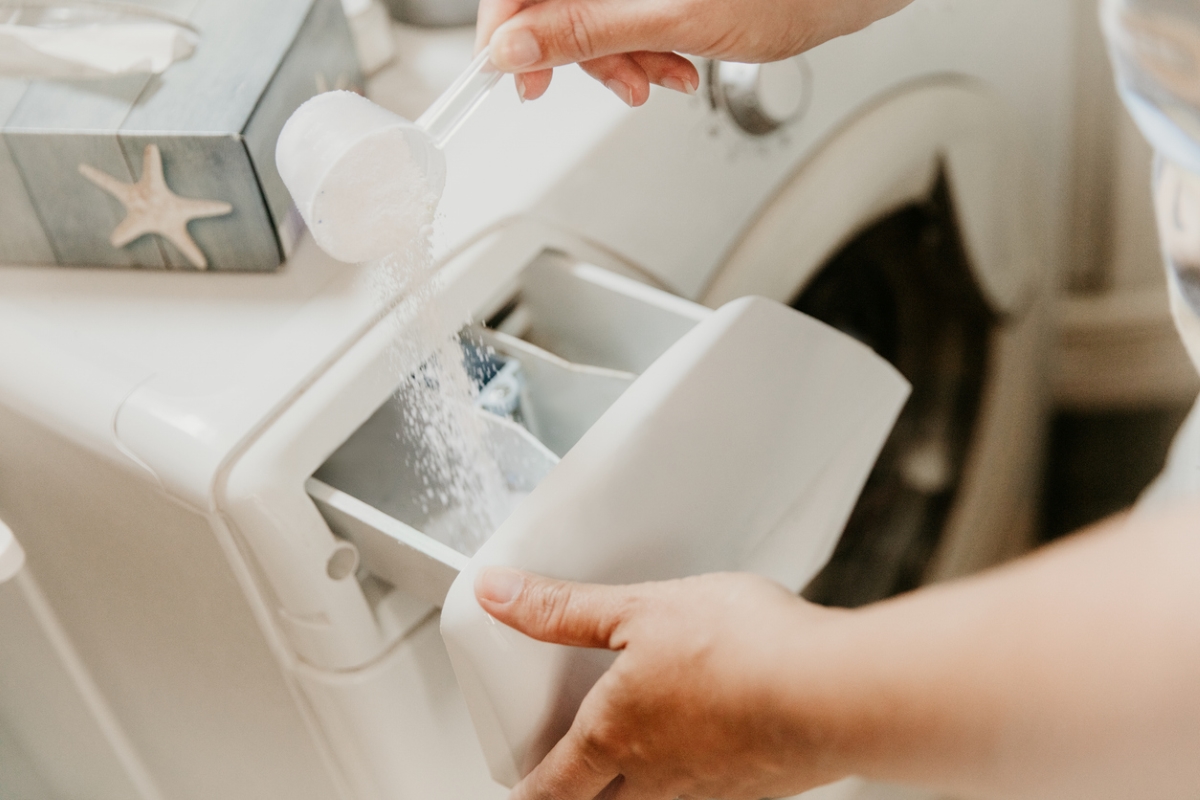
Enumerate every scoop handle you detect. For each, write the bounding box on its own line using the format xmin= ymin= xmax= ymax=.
xmin=416 ymin=47 xmax=505 ymax=149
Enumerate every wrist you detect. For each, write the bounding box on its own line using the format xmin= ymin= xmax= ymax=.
xmin=773 ymin=596 xmax=991 ymax=790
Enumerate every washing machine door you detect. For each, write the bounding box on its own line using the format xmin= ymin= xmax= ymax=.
xmin=706 ymin=82 xmax=1039 ymax=315
xmin=704 ymin=82 xmax=1048 ymax=606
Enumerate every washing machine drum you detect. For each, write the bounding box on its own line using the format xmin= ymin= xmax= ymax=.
xmin=797 ymin=178 xmax=995 ymax=607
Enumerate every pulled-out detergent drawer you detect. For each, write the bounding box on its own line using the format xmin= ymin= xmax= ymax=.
xmin=307 ymin=252 xmax=709 ymax=607
xmin=305 ymin=252 xmax=909 ymax=789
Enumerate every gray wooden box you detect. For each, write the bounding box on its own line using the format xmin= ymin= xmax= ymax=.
xmin=0 ymin=0 xmax=362 ymax=271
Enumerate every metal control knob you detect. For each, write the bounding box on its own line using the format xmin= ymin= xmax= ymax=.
xmin=710 ymin=58 xmax=812 ymax=136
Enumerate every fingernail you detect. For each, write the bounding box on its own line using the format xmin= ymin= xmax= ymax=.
xmin=605 ymin=79 xmax=634 ymax=106
xmin=493 ymin=28 xmax=542 ymax=70
xmin=477 ymin=567 xmax=524 ymax=605
xmin=661 ymin=76 xmax=696 ymax=95
xmin=514 ymin=74 xmax=527 ymax=103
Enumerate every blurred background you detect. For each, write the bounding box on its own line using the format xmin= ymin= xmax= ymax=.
xmin=1043 ymin=0 xmax=1198 ymax=540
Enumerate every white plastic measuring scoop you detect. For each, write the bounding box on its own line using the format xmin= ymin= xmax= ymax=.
xmin=275 ymin=48 xmax=503 ymax=263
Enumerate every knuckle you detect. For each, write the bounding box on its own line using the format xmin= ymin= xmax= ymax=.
xmin=534 ymin=581 xmax=575 ymax=633
xmin=609 ymin=594 xmax=638 ymax=639
xmin=557 ymin=2 xmax=597 ymax=60
xmin=576 ymin=719 xmax=619 ymax=766
xmin=527 ymin=581 xmax=639 ymax=645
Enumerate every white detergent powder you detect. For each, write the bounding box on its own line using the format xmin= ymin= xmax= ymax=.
xmin=279 ymin=89 xmax=517 ymax=554
xmin=363 ymin=165 xmax=514 ymax=556
xmin=422 ymin=489 xmax=530 ymax=551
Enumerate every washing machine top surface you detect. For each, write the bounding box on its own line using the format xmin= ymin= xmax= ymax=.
xmin=0 ymin=0 xmax=1073 ymax=507
xmin=0 ymin=238 xmax=385 ymax=498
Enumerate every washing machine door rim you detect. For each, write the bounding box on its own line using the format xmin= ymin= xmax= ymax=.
xmin=702 ymin=79 xmax=1044 ymax=319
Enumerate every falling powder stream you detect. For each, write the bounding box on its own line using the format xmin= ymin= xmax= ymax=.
xmin=363 ymin=149 xmax=512 ymax=557
xmin=275 ymin=90 xmax=521 ymax=554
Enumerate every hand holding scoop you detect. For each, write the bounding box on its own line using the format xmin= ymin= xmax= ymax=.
xmin=276 ymin=48 xmax=503 ymax=263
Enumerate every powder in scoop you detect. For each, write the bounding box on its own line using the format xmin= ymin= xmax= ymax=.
xmin=311 ymin=133 xmax=436 ymax=264
xmin=366 ymin=199 xmax=515 ymax=556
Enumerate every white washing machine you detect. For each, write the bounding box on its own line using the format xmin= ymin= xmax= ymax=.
xmin=0 ymin=2 xmax=1074 ymax=799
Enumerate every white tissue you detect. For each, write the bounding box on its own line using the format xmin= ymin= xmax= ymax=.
xmin=0 ymin=22 xmax=197 ymax=80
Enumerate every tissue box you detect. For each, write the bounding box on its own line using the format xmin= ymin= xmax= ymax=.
xmin=0 ymin=0 xmax=362 ymax=271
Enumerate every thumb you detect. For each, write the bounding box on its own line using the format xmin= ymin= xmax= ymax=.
xmin=475 ymin=567 xmax=635 ymax=649
xmin=488 ymin=0 xmax=673 ymax=71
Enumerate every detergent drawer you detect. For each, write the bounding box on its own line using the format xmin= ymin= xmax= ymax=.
xmin=304 ymin=251 xmax=910 ymax=788
xmin=443 ymin=292 xmax=912 ymax=787
xmin=308 ymin=253 xmax=710 ymax=607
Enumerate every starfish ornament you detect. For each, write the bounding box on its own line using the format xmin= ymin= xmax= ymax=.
xmin=79 ymin=144 xmax=233 ymax=269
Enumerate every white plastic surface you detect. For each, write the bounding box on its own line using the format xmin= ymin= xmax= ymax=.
xmin=0 ymin=542 xmax=161 ymax=800
xmin=0 ymin=517 xmax=24 ymax=585
xmin=442 ymin=297 xmax=910 ymax=786
xmin=434 ymin=1 xmax=1076 ymax=301
xmin=758 ymin=59 xmax=810 ymax=122
xmin=304 ymin=253 xmax=711 ymax=610
xmin=704 ymin=84 xmax=1038 ymax=315
xmin=344 ymin=0 xmax=394 ymax=75
xmin=309 ymin=410 xmax=558 ymax=607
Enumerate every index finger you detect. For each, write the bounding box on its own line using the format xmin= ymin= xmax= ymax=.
xmin=476 ymin=0 xmax=532 ymax=53
xmin=476 ymin=568 xmax=640 ymax=649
